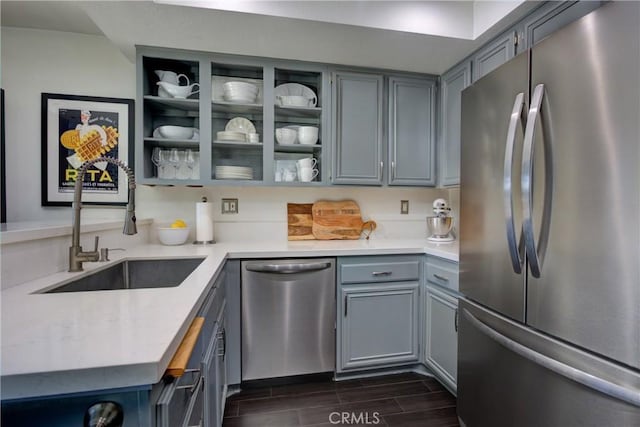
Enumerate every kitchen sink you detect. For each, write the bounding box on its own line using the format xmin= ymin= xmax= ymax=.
xmin=41 ymin=258 xmax=205 ymax=293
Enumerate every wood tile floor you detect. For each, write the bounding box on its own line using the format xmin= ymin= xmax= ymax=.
xmin=222 ymin=372 xmax=460 ymax=427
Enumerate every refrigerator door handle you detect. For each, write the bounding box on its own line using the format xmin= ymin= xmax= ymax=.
xmin=462 ymin=307 xmax=640 ymax=407
xmin=522 ymin=83 xmax=553 ymax=278
xmin=504 ymin=92 xmax=526 ymax=274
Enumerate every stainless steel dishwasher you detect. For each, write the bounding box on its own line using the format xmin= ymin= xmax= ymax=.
xmin=241 ymin=258 xmax=335 ymax=381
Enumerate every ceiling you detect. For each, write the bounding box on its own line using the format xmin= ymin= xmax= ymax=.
xmin=1 ymin=1 xmax=536 ymax=75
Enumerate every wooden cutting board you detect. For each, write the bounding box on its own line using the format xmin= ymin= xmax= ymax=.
xmin=287 ymin=203 xmax=315 ymax=240
xmin=312 ymin=200 xmax=376 ymax=240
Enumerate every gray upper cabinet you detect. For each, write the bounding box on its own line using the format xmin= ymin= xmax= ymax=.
xmin=438 ymin=61 xmax=471 ymax=187
xmin=472 ymin=29 xmax=517 ymax=81
xmin=332 ymin=71 xmax=384 ymax=185
xmin=520 ymin=1 xmax=604 ymax=51
xmin=388 ymin=76 xmax=437 ymax=186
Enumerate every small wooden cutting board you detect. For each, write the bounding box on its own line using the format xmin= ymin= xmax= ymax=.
xmin=287 ymin=203 xmax=315 ymax=240
xmin=312 ymin=200 xmax=374 ymax=240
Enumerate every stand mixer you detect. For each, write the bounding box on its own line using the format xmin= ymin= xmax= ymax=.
xmin=426 ymin=198 xmax=455 ymax=242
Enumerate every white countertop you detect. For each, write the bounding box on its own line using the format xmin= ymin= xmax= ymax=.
xmin=0 ymin=239 xmax=458 ymax=400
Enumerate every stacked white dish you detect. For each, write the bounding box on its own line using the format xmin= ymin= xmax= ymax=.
xmin=223 ymin=81 xmax=259 ymax=103
xmin=216 ymin=131 xmax=246 ymax=142
xmin=215 ymin=165 xmax=253 ymax=180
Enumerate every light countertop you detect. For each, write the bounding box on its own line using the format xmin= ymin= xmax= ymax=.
xmin=1 ymin=239 xmax=458 ymax=400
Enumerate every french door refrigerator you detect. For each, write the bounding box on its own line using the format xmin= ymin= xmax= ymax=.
xmin=457 ymin=2 xmax=640 ymax=426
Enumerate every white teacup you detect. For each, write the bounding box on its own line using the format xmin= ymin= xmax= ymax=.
xmin=298 ymin=126 xmax=318 ymax=145
xmin=298 ymin=167 xmax=319 ymax=182
xmin=296 ymin=157 xmax=317 ymax=169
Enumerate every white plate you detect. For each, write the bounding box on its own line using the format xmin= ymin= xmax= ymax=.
xmin=275 ymin=83 xmax=317 ymax=102
xmin=225 ymin=117 xmax=256 ymax=135
xmin=216 ymin=131 xmax=246 ymax=142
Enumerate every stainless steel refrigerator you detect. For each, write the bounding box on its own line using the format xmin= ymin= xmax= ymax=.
xmin=457 ymin=2 xmax=640 ymax=426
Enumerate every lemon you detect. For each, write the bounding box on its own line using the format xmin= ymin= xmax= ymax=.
xmin=170 ymin=219 xmax=187 ymax=228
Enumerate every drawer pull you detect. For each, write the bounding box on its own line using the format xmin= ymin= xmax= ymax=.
xmin=175 ymin=369 xmax=202 ymax=393
xmin=433 ymin=273 xmax=449 ymax=282
xmin=372 ymin=271 xmax=392 ymax=276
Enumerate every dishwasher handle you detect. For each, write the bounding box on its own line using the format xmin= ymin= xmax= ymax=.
xmin=245 ymin=261 xmax=332 ymax=274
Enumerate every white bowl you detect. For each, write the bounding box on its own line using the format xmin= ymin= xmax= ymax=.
xmin=297 ymin=126 xmax=319 ymax=145
xmin=277 ymin=95 xmax=311 ymax=107
xmin=155 ymin=125 xmax=194 ymax=140
xmin=157 ymin=226 xmax=190 ymax=245
xmin=223 ymin=81 xmax=258 ymax=94
xmin=223 ymin=81 xmax=258 ymax=103
xmin=276 ymin=128 xmax=297 ymax=144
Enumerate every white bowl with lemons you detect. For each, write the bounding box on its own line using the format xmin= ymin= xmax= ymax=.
xmin=157 ymin=219 xmax=190 ymax=245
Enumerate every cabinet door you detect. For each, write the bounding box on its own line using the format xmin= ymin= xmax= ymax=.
xmin=215 ymin=313 xmax=227 ymax=427
xmin=339 ymin=282 xmax=419 ymax=371
xmin=203 ymin=326 xmax=220 ymax=427
xmin=521 ymin=1 xmax=603 ymax=50
xmin=439 ymin=61 xmax=471 ymax=186
xmin=388 ymin=76 xmax=436 ymax=186
xmin=332 ymin=71 xmax=384 ymax=185
xmin=425 ymin=285 xmax=458 ymax=393
xmin=473 ymin=30 xmax=517 ymax=81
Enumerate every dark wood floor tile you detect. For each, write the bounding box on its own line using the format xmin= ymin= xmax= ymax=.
xmin=223 ymin=409 xmax=300 ymax=427
xmin=227 ymin=387 xmax=272 ymax=402
xmin=238 ymin=391 xmax=340 ymax=415
xmin=337 ymin=381 xmax=430 ymax=404
xmin=358 ymin=372 xmax=426 ymax=388
xmin=298 ymin=397 xmax=402 ymax=426
xmin=383 ymin=406 xmax=459 ymax=427
xmin=224 ymin=400 xmax=240 ymax=417
xmin=422 ymin=377 xmax=447 ymax=392
xmin=271 ymin=381 xmax=342 ymax=397
xmin=395 ymin=391 xmax=456 ymax=412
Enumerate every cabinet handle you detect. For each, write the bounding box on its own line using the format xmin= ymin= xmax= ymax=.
xmin=433 ymin=273 xmax=449 ymax=282
xmin=372 ymin=271 xmax=392 ymax=277
xmin=175 ymin=369 xmax=202 ymax=394
xmin=454 ymin=308 xmax=459 ymax=332
xmin=380 ymin=161 xmax=384 ymax=179
xmin=391 ymin=161 xmax=396 ymax=179
xmin=344 ymin=295 xmax=348 ymax=317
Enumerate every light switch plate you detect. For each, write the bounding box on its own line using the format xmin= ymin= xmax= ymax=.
xmin=222 ymin=198 xmax=238 ymax=214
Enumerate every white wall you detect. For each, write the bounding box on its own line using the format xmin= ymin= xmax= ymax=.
xmin=473 ymin=0 xmax=526 ymax=38
xmin=2 ymin=27 xmax=455 ymax=242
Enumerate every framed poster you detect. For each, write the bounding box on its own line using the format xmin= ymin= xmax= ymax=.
xmin=41 ymin=93 xmax=134 ymax=206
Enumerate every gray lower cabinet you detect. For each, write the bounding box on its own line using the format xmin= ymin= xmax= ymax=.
xmin=337 ymin=256 xmax=421 ymax=372
xmin=438 ymin=61 xmax=471 ymax=187
xmin=203 ymin=302 xmax=226 ymax=427
xmin=388 ymin=76 xmax=437 ymax=186
xmin=331 ymin=71 xmax=384 ymax=185
xmin=1 ymin=266 xmax=229 ymax=427
xmin=424 ymin=284 xmax=459 ymax=394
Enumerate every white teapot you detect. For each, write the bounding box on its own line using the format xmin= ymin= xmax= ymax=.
xmin=154 ymin=70 xmax=190 ymax=86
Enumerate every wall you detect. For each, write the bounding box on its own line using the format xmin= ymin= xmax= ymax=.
xmin=2 ymin=27 xmax=456 ymax=244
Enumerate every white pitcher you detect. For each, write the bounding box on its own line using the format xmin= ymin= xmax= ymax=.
xmin=154 ymin=70 xmax=190 ymax=86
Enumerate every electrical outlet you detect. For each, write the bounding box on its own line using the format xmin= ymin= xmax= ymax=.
xmin=222 ymin=198 xmax=238 ymax=214
xmin=401 ymin=200 xmax=409 ymax=214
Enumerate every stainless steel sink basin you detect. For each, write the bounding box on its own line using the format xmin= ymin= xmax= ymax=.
xmin=41 ymin=258 xmax=205 ymax=293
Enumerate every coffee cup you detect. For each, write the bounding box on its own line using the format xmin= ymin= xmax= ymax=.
xmin=296 ymin=157 xmax=317 ymax=169
xmin=283 ymin=168 xmax=297 ymax=182
xmin=297 ymin=126 xmax=318 ymax=145
xmin=298 ymin=167 xmax=318 ymax=182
